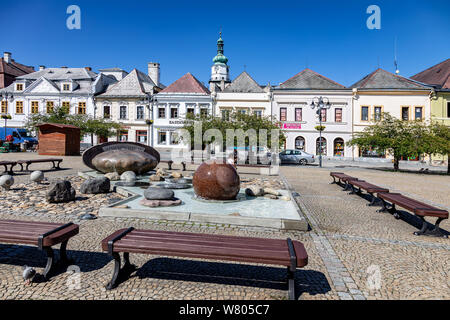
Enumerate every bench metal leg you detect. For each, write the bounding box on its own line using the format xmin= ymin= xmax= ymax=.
xmin=25 ymin=163 xmax=31 ymax=172
xmin=330 ymin=177 xmax=337 ymax=184
xmin=43 ymin=247 xmax=55 ymax=280
xmin=106 ymin=252 xmax=121 ymax=290
xmin=18 ymin=163 xmax=24 ymax=172
xmin=181 ymin=161 xmax=186 ymax=171
xmin=414 ymin=217 xmax=448 ymax=238
xmin=287 ymin=267 xmax=295 ymax=300
xmin=59 ymin=240 xmax=73 ymax=265
xmin=367 ymin=193 xmax=381 ymax=207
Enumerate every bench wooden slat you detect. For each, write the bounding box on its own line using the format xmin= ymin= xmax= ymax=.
xmin=378 ymin=193 xmax=448 ymax=218
xmin=0 ymin=219 xmax=61 ymax=227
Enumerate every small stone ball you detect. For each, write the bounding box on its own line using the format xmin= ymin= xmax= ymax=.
xmin=30 ymin=170 xmax=44 ymax=183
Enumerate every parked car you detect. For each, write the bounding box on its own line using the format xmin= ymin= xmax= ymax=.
xmin=279 ymin=149 xmax=315 ymax=165
xmin=0 ymin=127 xmax=38 ymax=148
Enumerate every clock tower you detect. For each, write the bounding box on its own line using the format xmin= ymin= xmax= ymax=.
xmin=209 ymin=32 xmax=230 ymax=91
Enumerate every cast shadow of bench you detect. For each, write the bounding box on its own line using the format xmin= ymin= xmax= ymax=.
xmin=388 ymin=210 xmax=450 ymax=237
xmin=0 ymin=244 xmax=111 ymax=282
xmin=131 ymin=257 xmax=331 ymax=300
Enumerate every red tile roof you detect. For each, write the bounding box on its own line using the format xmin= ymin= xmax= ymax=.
xmin=0 ymin=57 xmax=35 ymax=88
xmin=160 ymin=73 xmax=210 ymax=94
xmin=411 ymin=59 xmax=450 ymax=89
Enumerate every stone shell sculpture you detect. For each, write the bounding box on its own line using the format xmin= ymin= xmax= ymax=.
xmin=193 ymin=160 xmax=240 ymax=200
xmin=30 ymin=171 xmax=44 ymax=184
xmin=82 ymin=142 xmax=160 ymax=175
xmin=0 ymin=175 xmax=14 ymax=190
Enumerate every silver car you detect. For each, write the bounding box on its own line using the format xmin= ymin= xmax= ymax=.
xmin=279 ymin=149 xmax=315 ymax=165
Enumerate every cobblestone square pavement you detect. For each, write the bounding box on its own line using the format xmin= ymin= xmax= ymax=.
xmin=0 ymin=154 xmax=448 ymax=300
xmin=281 ymin=165 xmax=449 ymax=300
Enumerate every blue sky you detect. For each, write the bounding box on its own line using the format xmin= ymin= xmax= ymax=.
xmin=1 ymin=0 xmax=449 ymax=87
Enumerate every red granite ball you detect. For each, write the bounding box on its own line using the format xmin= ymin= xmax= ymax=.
xmin=193 ymin=160 xmax=240 ymax=200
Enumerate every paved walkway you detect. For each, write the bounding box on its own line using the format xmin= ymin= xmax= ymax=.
xmin=0 ymin=153 xmax=448 ymax=299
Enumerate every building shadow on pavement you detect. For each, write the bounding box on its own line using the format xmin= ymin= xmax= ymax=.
xmin=131 ymin=257 xmax=331 ymax=299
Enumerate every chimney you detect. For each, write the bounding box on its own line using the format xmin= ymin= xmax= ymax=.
xmin=148 ymin=62 xmax=160 ymax=86
xmin=85 ymin=67 xmax=92 ymax=71
xmin=61 ymin=66 xmax=68 ymax=68
xmin=39 ymin=65 xmax=45 ymax=71
xmin=3 ymin=52 xmax=11 ymax=64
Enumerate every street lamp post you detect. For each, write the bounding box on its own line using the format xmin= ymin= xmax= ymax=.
xmin=0 ymin=92 xmax=13 ymax=140
xmin=145 ymin=94 xmax=156 ymax=147
xmin=310 ymin=96 xmax=331 ymax=168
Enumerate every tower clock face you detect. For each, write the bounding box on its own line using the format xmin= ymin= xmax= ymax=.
xmin=214 ymin=66 xmax=219 ymax=73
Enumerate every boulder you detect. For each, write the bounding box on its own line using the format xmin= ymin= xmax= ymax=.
xmin=30 ymin=171 xmax=44 ymax=184
xmin=120 ymin=171 xmax=136 ymax=182
xmin=280 ymin=196 xmax=291 ymax=201
xmin=90 ymin=149 xmax=158 ymax=175
xmin=149 ymin=174 xmax=164 ymax=182
xmin=144 ymin=187 xmax=174 ymax=200
xmin=263 ymin=188 xmax=281 ymax=196
xmin=245 ymin=185 xmax=264 ymax=197
xmin=156 ymin=168 xmax=166 ymax=176
xmin=171 ymin=172 xmax=182 ymax=178
xmin=263 ymin=194 xmax=278 ymax=200
xmin=80 ymin=177 xmax=111 ymax=194
xmin=46 ymin=180 xmax=76 ymax=203
xmin=140 ymin=198 xmax=182 ymax=207
xmin=104 ymin=172 xmax=120 ymax=181
xmin=0 ymin=175 xmax=14 ymax=190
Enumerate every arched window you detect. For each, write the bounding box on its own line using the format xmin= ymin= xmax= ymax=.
xmin=295 ymin=136 xmax=305 ymax=151
xmin=334 ymin=138 xmax=344 ymax=157
xmin=316 ymin=137 xmax=327 ymax=156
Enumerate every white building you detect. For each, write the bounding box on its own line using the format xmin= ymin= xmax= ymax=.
xmin=350 ymin=68 xmax=432 ymax=159
xmin=94 ymin=66 xmax=162 ymax=144
xmin=155 ymin=72 xmax=212 ymax=151
xmin=272 ymin=69 xmax=353 ymax=158
xmin=214 ymin=71 xmax=271 ymax=119
xmin=0 ymin=66 xmax=115 ymax=143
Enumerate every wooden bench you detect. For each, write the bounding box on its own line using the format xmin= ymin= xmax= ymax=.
xmin=347 ymin=180 xmax=389 ymax=206
xmin=102 ymin=228 xmax=308 ymax=300
xmin=377 ymin=193 xmax=449 ymax=238
xmin=0 ymin=161 xmax=17 ymax=174
xmin=16 ymin=158 xmax=63 ymax=172
xmin=330 ymin=172 xmax=359 ymax=191
xmin=0 ymin=219 xmax=79 ymax=279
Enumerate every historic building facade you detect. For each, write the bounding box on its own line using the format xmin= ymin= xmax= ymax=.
xmin=0 ymin=51 xmax=35 ymax=89
xmin=214 ymin=71 xmax=271 ymax=119
xmin=272 ymin=69 xmax=353 ymax=158
xmin=155 ymin=72 xmax=213 ymax=150
xmin=94 ymin=67 xmax=162 ymax=144
xmin=350 ymin=68 xmax=433 ymax=159
xmin=0 ymin=66 xmax=115 ymax=142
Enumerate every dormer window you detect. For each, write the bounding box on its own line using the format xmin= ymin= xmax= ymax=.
xmin=62 ymin=83 xmax=71 ymax=91
xmin=16 ymin=83 xmax=24 ymax=91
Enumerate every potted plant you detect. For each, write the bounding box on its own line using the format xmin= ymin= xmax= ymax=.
xmin=315 ymin=125 xmax=326 ymax=131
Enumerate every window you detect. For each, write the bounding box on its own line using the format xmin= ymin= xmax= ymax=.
xmin=334 ymin=138 xmax=344 ymax=157
xmin=335 ymin=108 xmax=342 ymax=122
xmin=119 ymin=130 xmax=128 ymax=141
xmin=120 ymin=106 xmax=127 ymax=119
xmin=295 ymin=108 xmax=302 ymax=122
xmin=238 ymin=109 xmax=246 ymax=115
xmin=170 ymin=107 xmax=178 ymax=119
xmin=280 ymin=108 xmax=287 ymax=121
xmin=62 ymin=101 xmax=70 ymax=113
xmin=46 ymin=101 xmax=54 ymax=114
xmin=170 ymin=132 xmax=179 ymax=145
xmin=136 ymin=130 xmax=147 ymax=143
xmin=16 ymin=83 xmax=23 ymax=91
xmin=136 ymin=106 xmax=144 ymax=120
xmin=447 ymin=102 xmax=450 ymax=118
xmin=158 ymin=107 xmax=166 ymax=118
xmin=200 ymin=108 xmax=208 ymax=117
xmin=78 ymin=102 xmax=86 ymax=114
xmin=158 ymin=131 xmax=167 ymax=144
xmin=361 ymin=106 xmax=369 ymax=121
xmin=373 ymin=106 xmax=382 ymax=121
xmin=187 ymin=107 xmax=195 ymax=116
xmin=16 ymin=101 xmax=23 ymax=114
xmin=31 ymin=101 xmax=39 ymax=114
xmin=414 ymin=107 xmax=423 ymax=120
xmin=62 ymin=84 xmax=70 ymax=91
xmin=103 ymin=106 xmax=111 ymax=119
xmin=401 ymin=106 xmax=410 ymax=120
xmin=222 ymin=109 xmax=230 ymax=120
xmin=319 ymin=108 xmax=327 ymax=122
xmin=316 ymin=137 xmax=327 ymax=156
xmin=254 ymin=110 xmax=262 ymax=118
xmin=295 ymin=136 xmax=305 ymax=151
xmin=1 ymin=101 xmax=8 ymax=113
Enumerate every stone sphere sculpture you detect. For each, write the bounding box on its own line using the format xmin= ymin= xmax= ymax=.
xmin=193 ymin=160 xmax=240 ymax=200
xmin=30 ymin=171 xmax=44 ymax=184
xmin=82 ymin=142 xmax=160 ymax=175
xmin=0 ymin=175 xmax=14 ymax=191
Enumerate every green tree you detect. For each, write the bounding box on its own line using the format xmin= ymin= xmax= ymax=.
xmin=428 ymin=121 xmax=450 ymax=174
xmin=348 ymin=113 xmax=431 ymax=171
xmin=25 ymin=105 xmax=122 ymax=142
xmin=182 ymin=111 xmax=286 ymax=151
